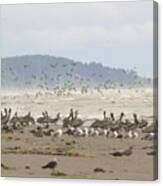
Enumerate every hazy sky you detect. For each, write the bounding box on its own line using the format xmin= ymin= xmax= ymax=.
xmin=1 ymin=1 xmax=153 ymax=77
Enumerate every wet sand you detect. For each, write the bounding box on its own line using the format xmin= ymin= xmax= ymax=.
xmin=1 ymin=132 xmax=156 ymax=180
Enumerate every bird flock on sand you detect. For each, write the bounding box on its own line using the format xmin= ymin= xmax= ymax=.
xmin=1 ymin=108 xmax=157 ymax=176
xmin=1 ymin=108 xmax=157 ymax=140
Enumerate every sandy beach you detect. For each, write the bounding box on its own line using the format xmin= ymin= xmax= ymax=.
xmin=1 ymin=88 xmax=157 ymax=180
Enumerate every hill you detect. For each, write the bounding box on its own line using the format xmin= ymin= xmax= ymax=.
xmin=1 ymin=55 xmax=152 ymax=90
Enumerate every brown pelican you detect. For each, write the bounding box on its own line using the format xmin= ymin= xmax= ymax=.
xmin=109 ymin=112 xmax=125 ymax=138
xmin=19 ymin=112 xmax=35 ymax=126
xmin=9 ymin=112 xmax=21 ymax=129
xmin=142 ymin=124 xmax=157 ymax=134
xmin=110 ymin=146 xmax=133 ymax=157
xmin=43 ymin=129 xmax=54 ymax=136
xmin=1 ymin=108 xmax=12 ymax=125
xmin=133 ymin=113 xmax=148 ymax=129
xmin=110 ymin=112 xmax=115 ymax=122
xmin=90 ymin=111 xmax=110 ymax=129
xmin=71 ymin=110 xmax=84 ymax=128
xmin=142 ymin=120 xmax=157 ymax=140
xmin=62 ymin=108 xmax=74 ymax=128
xmin=50 ymin=113 xmax=60 ymax=124
xmin=123 ymin=114 xmax=139 ymax=138
xmin=37 ymin=111 xmax=50 ymax=124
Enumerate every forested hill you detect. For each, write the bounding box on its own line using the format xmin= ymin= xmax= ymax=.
xmin=1 ymin=55 xmax=152 ymax=90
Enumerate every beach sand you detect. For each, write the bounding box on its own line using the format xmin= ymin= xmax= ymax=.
xmin=1 ymin=88 xmax=157 ymax=180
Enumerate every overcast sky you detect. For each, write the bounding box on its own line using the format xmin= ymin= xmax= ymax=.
xmin=1 ymin=1 xmax=153 ymax=77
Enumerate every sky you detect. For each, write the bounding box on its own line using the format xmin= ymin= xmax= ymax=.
xmin=1 ymin=1 xmax=153 ymax=78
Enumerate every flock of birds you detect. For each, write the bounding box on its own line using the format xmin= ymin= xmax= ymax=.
xmin=1 ymin=108 xmax=157 ymax=140
xmin=1 ymin=108 xmax=157 ymax=176
xmin=2 ymin=58 xmax=147 ymax=97
xmin=1 ymin=59 xmax=154 ymax=177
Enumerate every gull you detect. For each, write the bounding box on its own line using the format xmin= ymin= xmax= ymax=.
xmin=42 ymin=158 xmax=58 ymax=174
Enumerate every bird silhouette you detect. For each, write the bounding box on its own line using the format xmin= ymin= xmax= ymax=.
xmin=110 ymin=146 xmax=133 ymax=157
xmin=42 ymin=158 xmax=58 ymax=174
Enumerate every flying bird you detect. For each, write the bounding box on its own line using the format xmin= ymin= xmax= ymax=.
xmin=32 ymin=74 xmax=36 ymax=79
xmin=50 ymin=64 xmax=57 ymax=68
xmin=14 ymin=77 xmax=19 ymax=81
xmin=24 ymin=64 xmax=30 ymax=68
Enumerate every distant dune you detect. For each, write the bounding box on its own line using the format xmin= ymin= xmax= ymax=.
xmin=1 ymin=55 xmax=152 ymax=90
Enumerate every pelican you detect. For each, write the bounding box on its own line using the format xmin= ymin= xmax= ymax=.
xmin=110 ymin=146 xmax=133 ymax=157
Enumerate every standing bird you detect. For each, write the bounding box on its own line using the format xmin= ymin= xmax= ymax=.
xmin=110 ymin=112 xmax=115 ymax=122
xmin=110 ymin=146 xmax=133 ymax=157
xmin=42 ymin=158 xmax=58 ymax=174
xmin=1 ymin=108 xmax=12 ymax=125
xmin=71 ymin=110 xmax=84 ymax=128
xmin=62 ymin=108 xmax=74 ymax=128
xmin=90 ymin=111 xmax=109 ymax=129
